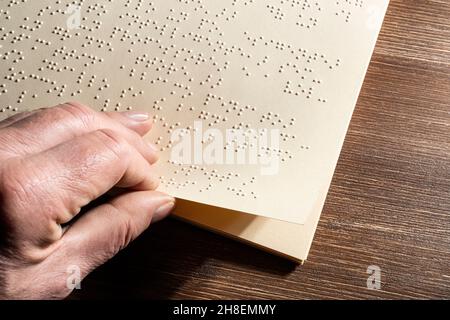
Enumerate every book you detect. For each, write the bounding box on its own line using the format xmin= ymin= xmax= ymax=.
xmin=0 ymin=0 xmax=390 ymax=263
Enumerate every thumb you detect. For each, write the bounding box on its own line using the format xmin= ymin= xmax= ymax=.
xmin=58 ymin=191 xmax=175 ymax=278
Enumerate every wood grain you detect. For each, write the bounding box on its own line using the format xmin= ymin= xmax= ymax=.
xmin=70 ymin=0 xmax=450 ymax=300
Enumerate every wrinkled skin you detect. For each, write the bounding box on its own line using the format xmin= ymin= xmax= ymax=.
xmin=0 ymin=102 xmax=174 ymax=299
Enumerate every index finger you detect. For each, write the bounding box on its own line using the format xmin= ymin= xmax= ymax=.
xmin=0 ymin=102 xmax=158 ymax=164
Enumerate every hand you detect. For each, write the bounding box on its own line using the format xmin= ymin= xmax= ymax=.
xmin=0 ymin=102 xmax=175 ymax=299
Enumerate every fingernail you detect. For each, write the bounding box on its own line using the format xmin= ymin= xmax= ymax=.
xmin=122 ymin=111 xmax=149 ymax=122
xmin=153 ymin=200 xmax=175 ymax=222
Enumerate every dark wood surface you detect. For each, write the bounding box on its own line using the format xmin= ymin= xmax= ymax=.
xmin=70 ymin=0 xmax=450 ymax=300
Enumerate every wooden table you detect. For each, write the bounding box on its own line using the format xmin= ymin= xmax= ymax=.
xmin=70 ymin=0 xmax=450 ymax=300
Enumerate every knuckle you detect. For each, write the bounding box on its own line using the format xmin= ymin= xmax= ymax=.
xmin=107 ymin=204 xmax=136 ymax=254
xmin=117 ymin=217 xmax=134 ymax=249
xmin=56 ymin=102 xmax=96 ymax=128
xmin=94 ymin=129 xmax=130 ymax=160
xmin=116 ymin=215 xmax=136 ymax=251
xmin=61 ymin=101 xmax=93 ymax=115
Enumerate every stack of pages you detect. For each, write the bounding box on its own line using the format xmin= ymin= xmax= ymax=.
xmin=0 ymin=0 xmax=390 ymax=262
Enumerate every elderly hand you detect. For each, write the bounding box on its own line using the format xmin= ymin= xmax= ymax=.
xmin=0 ymin=102 xmax=174 ymax=299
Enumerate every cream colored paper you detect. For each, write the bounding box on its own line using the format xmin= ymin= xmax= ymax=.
xmin=0 ymin=1 xmax=389 ymax=259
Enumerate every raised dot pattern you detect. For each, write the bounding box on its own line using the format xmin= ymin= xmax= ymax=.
xmin=0 ymin=0 xmax=369 ymax=207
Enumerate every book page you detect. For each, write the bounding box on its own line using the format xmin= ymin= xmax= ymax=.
xmin=0 ymin=0 xmax=389 ymax=224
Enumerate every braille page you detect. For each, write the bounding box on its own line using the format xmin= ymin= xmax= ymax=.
xmin=0 ymin=0 xmax=389 ymax=225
